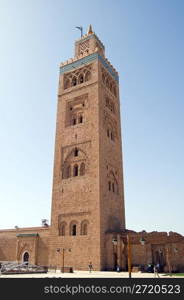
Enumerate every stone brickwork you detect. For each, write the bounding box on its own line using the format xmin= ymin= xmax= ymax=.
xmin=0 ymin=227 xmax=50 ymax=266
xmin=106 ymin=231 xmax=184 ymax=272
xmin=49 ymin=27 xmax=125 ymax=270
xmin=0 ymin=27 xmax=183 ymax=272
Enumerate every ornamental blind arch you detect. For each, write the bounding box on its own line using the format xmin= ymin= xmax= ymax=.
xmin=104 ymin=113 xmax=118 ymax=142
xmin=107 ymin=170 xmax=119 ymax=195
xmin=62 ymin=147 xmax=88 ymax=179
xmin=105 ymin=96 xmax=116 ymax=114
xmin=101 ymin=67 xmax=117 ymax=97
xmin=66 ymin=94 xmax=88 ymax=127
xmin=64 ymin=65 xmax=92 ymax=90
xmin=80 ymin=219 xmax=89 ymax=235
xmin=59 ymin=221 xmax=67 ymax=236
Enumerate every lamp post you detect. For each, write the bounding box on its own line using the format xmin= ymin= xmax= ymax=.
xmin=127 ymin=235 xmax=146 ymax=278
xmin=56 ymin=248 xmax=71 ymax=273
xmin=127 ymin=234 xmax=132 ymax=278
xmin=112 ymin=235 xmax=146 ymax=278
xmin=140 ymin=237 xmax=146 ymax=246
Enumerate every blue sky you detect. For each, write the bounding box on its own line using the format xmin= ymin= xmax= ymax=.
xmin=0 ymin=0 xmax=184 ymax=235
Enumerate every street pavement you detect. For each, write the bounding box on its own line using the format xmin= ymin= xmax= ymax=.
xmin=0 ymin=270 xmax=183 ymax=278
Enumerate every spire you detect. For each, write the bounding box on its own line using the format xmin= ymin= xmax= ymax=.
xmin=87 ymin=24 xmax=93 ymax=35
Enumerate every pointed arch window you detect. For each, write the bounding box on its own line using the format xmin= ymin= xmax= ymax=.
xmin=111 ymin=131 xmax=114 ymax=141
xmin=71 ymin=224 xmax=77 ymax=236
xmin=59 ymin=223 xmax=66 ymax=236
xmin=85 ymin=71 xmax=91 ymax=82
xmin=79 ymin=115 xmax=83 ymax=124
xmin=72 ymin=77 xmax=77 ymax=86
xmin=81 ymin=220 xmax=89 ymax=235
xmin=23 ymin=252 xmax=29 ymax=263
xmin=83 ymin=223 xmax=88 ymax=235
xmin=73 ymin=164 xmax=78 ymax=177
xmin=72 ymin=116 xmax=77 ymax=125
xmin=61 ymin=225 xmax=65 ymax=236
xmin=74 ymin=148 xmax=79 ymax=157
xmin=81 ymin=223 xmax=88 ymax=235
xmin=108 ymin=172 xmax=119 ymax=195
xmin=78 ymin=74 xmax=84 ymax=84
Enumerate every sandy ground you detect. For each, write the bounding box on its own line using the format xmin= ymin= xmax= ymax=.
xmin=0 ymin=270 xmax=183 ymax=278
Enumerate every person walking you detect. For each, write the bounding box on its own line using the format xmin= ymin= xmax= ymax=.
xmin=88 ymin=262 xmax=93 ymax=273
xmin=154 ymin=265 xmax=159 ymax=278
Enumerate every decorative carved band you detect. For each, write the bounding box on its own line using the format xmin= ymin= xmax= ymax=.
xmin=59 ymin=211 xmax=91 ymax=218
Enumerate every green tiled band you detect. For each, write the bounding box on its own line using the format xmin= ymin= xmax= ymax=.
xmin=60 ymin=53 xmax=119 ymax=82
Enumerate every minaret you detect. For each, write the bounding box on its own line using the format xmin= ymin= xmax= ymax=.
xmin=49 ymin=26 xmax=125 ymax=270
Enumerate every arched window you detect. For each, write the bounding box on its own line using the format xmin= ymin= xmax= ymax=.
xmin=81 ymin=220 xmax=89 ymax=235
xmin=78 ymin=115 xmax=83 ymax=123
xmin=78 ymin=74 xmax=84 ymax=84
xmin=70 ymin=221 xmax=78 ymax=236
xmin=80 ymin=163 xmax=85 ymax=176
xmin=112 ymin=182 xmax=115 ymax=193
xmin=74 ymin=148 xmax=78 ymax=157
xmin=111 ymin=131 xmax=114 ymax=141
xmin=71 ymin=224 xmax=77 ymax=236
xmin=83 ymin=223 xmax=88 ymax=235
xmin=72 ymin=116 xmax=77 ymax=125
xmin=72 ymin=77 xmax=77 ymax=86
xmin=108 ymin=181 xmax=111 ymax=191
xmin=107 ymin=129 xmax=110 ymax=137
xmin=23 ymin=252 xmax=29 ymax=263
xmin=61 ymin=225 xmax=65 ymax=236
xmin=59 ymin=222 xmax=66 ymax=236
xmin=85 ymin=71 xmax=91 ymax=82
xmin=73 ymin=165 xmax=78 ymax=176
xmin=81 ymin=224 xmax=88 ymax=235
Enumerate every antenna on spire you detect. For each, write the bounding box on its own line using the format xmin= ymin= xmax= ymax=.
xmin=75 ymin=26 xmax=83 ymax=38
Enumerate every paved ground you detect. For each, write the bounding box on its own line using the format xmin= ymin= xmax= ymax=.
xmin=0 ymin=270 xmax=183 ymax=278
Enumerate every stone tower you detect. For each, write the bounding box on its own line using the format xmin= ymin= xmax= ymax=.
xmin=49 ymin=26 xmax=125 ymax=270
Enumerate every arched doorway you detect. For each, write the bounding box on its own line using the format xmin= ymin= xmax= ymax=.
xmin=152 ymin=247 xmax=165 ymax=272
xmin=23 ymin=252 xmax=29 ymax=264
